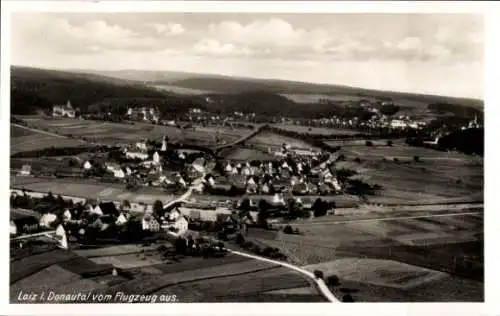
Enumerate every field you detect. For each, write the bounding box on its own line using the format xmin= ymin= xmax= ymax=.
xmin=330 ymin=141 xmax=483 ymax=205
xmin=10 ymin=175 xmax=175 ymax=204
xmin=219 ymin=147 xmax=276 ymax=161
xmin=247 ymin=207 xmax=483 ymax=302
xmin=279 ymin=93 xmax=367 ymax=104
xmin=271 ymin=123 xmax=360 ymax=136
xmin=152 ymin=84 xmax=210 ymax=95
xmin=246 ymin=131 xmax=317 ymax=151
xmin=11 ymin=124 xmax=87 ymax=155
xmin=12 ymin=117 xmax=248 ymax=151
xmin=10 ymin=243 xmax=325 ymax=303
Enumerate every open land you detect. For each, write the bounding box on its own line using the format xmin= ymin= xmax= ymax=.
xmin=271 ymin=123 xmax=361 ymax=136
xmin=10 ymin=245 xmax=324 ymax=303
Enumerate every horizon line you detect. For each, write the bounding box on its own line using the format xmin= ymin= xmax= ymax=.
xmin=11 ymin=64 xmax=484 ymax=102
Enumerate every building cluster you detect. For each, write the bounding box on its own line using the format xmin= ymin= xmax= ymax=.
xmin=127 ymin=106 xmax=160 ymax=123
xmin=52 ymin=100 xmax=78 ymax=118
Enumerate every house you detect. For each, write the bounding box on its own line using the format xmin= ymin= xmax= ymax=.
xmin=52 ymin=100 xmax=76 ymax=118
xmin=89 ymin=204 xmax=104 ymax=216
xmin=124 ymin=147 xmax=149 ymax=160
xmin=161 ymin=137 xmax=168 ymax=151
xmin=19 ymin=164 xmax=31 ymax=176
xmin=10 ymin=220 xmax=17 ymax=235
xmin=142 ymin=214 xmax=160 ymax=232
xmin=153 ymin=151 xmax=161 ymax=164
xmin=115 ymin=213 xmax=128 ymax=226
xmin=83 ymin=161 xmax=92 ymax=170
xmin=39 ymin=213 xmax=58 ymax=229
xmin=63 ymin=209 xmax=72 ymax=221
xmin=172 ymin=216 xmax=189 ymax=234
xmin=272 ymin=193 xmax=286 ymax=206
xmin=167 ymin=208 xmax=182 ymax=221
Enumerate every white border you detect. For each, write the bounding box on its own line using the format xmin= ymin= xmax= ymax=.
xmin=2 ymin=1 xmax=499 ymax=316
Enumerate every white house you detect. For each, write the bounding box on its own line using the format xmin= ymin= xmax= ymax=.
xmin=63 ymin=209 xmax=72 ymax=221
xmin=125 ymin=149 xmax=149 ymax=160
xmin=10 ymin=220 xmax=17 ymax=235
xmin=168 ymin=208 xmax=182 ymax=221
xmin=172 ymin=216 xmax=189 ymax=234
xmin=161 ymin=138 xmax=168 ymax=151
xmin=114 ymin=169 xmax=125 ymax=179
xmin=20 ymin=164 xmax=31 ymax=176
xmin=39 ymin=213 xmax=58 ymax=229
xmin=153 ymin=151 xmax=161 ymax=164
xmin=90 ymin=204 xmax=104 ymax=216
xmin=115 ymin=213 xmax=128 ymax=226
xmin=83 ymin=161 xmax=92 ymax=170
xmin=272 ymin=193 xmax=286 ymax=206
xmin=55 ymin=224 xmax=68 ymax=249
xmin=390 ymin=119 xmax=407 ymax=129
xmin=141 ymin=215 xmax=160 ymax=232
xmin=136 ymin=141 xmax=148 ymax=151
xmin=52 ymin=100 xmax=76 ymax=118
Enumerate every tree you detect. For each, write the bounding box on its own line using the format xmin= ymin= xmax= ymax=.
xmin=153 ymin=200 xmax=164 ymax=217
xmin=342 ymin=294 xmax=354 ymax=302
xmin=326 ymin=275 xmax=340 ymax=287
xmin=380 ymin=103 xmax=400 ymax=116
xmin=313 ymin=270 xmax=324 ymax=279
xmin=257 ymin=199 xmax=269 ymax=228
xmin=174 ymin=237 xmax=186 ymax=254
xmin=283 ymin=225 xmax=293 ymax=234
xmin=413 ymin=155 xmax=420 ymax=163
xmin=386 ymin=140 xmax=393 ymax=147
xmin=235 ymin=233 xmax=245 ymax=245
xmin=313 ymin=198 xmax=328 ymax=217
xmin=239 ymin=198 xmax=251 ymax=211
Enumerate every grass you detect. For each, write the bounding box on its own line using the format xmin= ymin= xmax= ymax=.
xmin=219 ymin=147 xmax=276 ymax=161
xmin=154 ymin=267 xmax=315 ymax=302
xmin=246 ymin=132 xmax=317 ymax=151
xmin=271 ymin=123 xmax=360 ymax=136
xmin=109 ymin=258 xmax=278 ymax=295
xmin=12 ymin=118 xmax=247 ymax=150
xmin=279 ymin=93 xmax=367 ymax=104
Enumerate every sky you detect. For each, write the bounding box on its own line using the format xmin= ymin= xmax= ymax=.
xmin=10 ymin=12 xmax=484 ymax=99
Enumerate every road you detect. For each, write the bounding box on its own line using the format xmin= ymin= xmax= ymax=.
xmin=287 ymin=210 xmax=483 ymax=227
xmin=229 ymin=250 xmax=340 ymax=303
xmin=12 ymin=123 xmax=88 ymax=144
xmin=215 ymin=124 xmax=268 ymax=151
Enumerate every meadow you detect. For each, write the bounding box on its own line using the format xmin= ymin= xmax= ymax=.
xmin=11 ymin=117 xmax=247 ymax=152
xmin=271 ymin=123 xmax=360 ymax=136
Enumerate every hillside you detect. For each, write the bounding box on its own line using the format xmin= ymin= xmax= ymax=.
xmin=68 ymin=69 xmax=484 ymax=111
xmin=10 ymin=66 xmax=197 ymax=115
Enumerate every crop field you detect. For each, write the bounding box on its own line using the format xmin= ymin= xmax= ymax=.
xmin=109 ymin=257 xmax=279 ymax=295
xmin=219 ymin=147 xmax=277 ymax=161
xmin=271 ymin=123 xmax=360 ymax=136
xmin=10 ymin=264 xmax=106 ymax=303
xmin=15 ymin=117 xmax=246 ymax=148
xmin=11 ymin=128 xmax=86 ymax=155
xmin=11 ymin=125 xmax=37 ymax=137
xmin=10 ymin=176 xmax=175 ymax=204
xmin=246 ymin=132 xmax=317 ymax=151
xmin=153 ymin=267 xmax=322 ymax=302
xmin=280 ymin=93 xmax=366 ymax=104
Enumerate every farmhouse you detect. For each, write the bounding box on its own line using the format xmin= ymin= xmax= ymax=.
xmin=53 ymin=100 xmax=76 ymax=118
xmin=19 ymin=164 xmax=31 ymax=176
xmin=141 ymin=214 xmax=160 ymax=232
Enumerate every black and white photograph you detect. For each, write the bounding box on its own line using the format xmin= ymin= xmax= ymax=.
xmin=2 ymin=1 xmax=494 ymax=312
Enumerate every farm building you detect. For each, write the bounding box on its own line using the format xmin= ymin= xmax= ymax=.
xmin=141 ymin=214 xmax=160 ymax=232
xmin=19 ymin=164 xmax=31 ymax=176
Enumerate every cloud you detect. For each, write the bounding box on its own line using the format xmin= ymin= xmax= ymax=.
xmin=148 ymin=22 xmax=185 ymax=36
xmin=192 ymin=39 xmax=254 ymax=57
xmin=13 ymin=15 xmax=162 ymax=54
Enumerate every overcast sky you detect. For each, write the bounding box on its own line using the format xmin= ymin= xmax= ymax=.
xmin=11 ymin=13 xmax=483 ymax=98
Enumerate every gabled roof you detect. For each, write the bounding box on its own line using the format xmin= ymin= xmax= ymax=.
xmin=98 ymin=202 xmax=118 ymax=216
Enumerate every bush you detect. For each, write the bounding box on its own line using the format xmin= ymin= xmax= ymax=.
xmin=250 ymin=245 xmax=261 ymax=254
xmin=313 ymin=270 xmax=324 ymax=279
xmin=262 ymin=247 xmax=274 ymax=257
xmin=413 ymin=155 xmax=420 ymax=162
xmin=283 ymin=225 xmax=293 ymax=234
xmin=354 ymin=157 xmax=362 ymax=163
xmin=242 ymin=241 xmax=253 ymax=249
xmin=235 ymin=233 xmax=245 ymax=245
xmin=342 ymin=294 xmax=354 ymax=302
xmin=365 ymin=140 xmax=373 ymax=147
xmin=326 ymin=275 xmax=340 ymax=287
xmin=386 ymin=140 xmax=393 ymax=146
xmin=393 ymin=157 xmax=399 ymax=162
